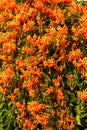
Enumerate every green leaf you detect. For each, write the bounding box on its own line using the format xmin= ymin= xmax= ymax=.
xmin=0 ymin=93 xmax=3 ymax=101
xmin=76 ymin=98 xmax=81 ymax=105
xmin=80 ymin=110 xmax=87 ymax=118
xmin=73 ymin=69 xmax=79 ymax=79
xmin=0 ymin=111 xmax=3 ymax=117
xmin=76 ymin=114 xmax=81 ymax=125
xmin=84 ymin=79 xmax=87 ymax=84
xmin=70 ymin=93 xmax=77 ymax=102
xmin=74 ymin=105 xmax=81 ymax=114
xmin=0 ymin=127 xmax=3 ymax=130
xmin=0 ymin=102 xmax=4 ymax=109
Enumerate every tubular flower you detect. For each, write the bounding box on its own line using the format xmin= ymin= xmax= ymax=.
xmin=68 ymin=49 xmax=83 ymax=62
xmin=16 ymin=102 xmax=25 ymax=113
xmin=56 ymin=88 xmax=65 ymax=101
xmin=23 ymin=118 xmax=35 ymax=130
xmin=27 ymin=101 xmax=46 ymax=116
xmin=78 ymin=89 xmax=87 ymax=101
xmin=36 ymin=114 xmax=49 ymax=125
xmin=66 ymin=74 xmax=73 ymax=81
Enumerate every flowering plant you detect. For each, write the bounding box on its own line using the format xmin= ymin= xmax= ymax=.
xmin=0 ymin=0 xmax=87 ymax=129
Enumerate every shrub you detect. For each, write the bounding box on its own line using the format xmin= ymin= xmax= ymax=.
xmin=0 ymin=0 xmax=87 ymax=129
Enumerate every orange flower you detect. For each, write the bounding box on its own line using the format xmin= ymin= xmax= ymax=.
xmin=0 ymin=64 xmax=14 ymax=87
xmin=50 ymin=0 xmax=60 ymax=5
xmin=15 ymin=14 xmax=25 ymax=24
xmin=22 ymin=21 xmax=34 ymax=33
xmin=8 ymin=94 xmax=17 ymax=102
xmin=3 ymin=42 xmax=16 ymax=54
xmin=27 ymin=101 xmax=46 ymax=116
xmin=27 ymin=35 xmax=35 ymax=45
xmin=56 ymin=88 xmax=64 ymax=101
xmin=29 ymin=89 xmax=36 ymax=97
xmin=36 ymin=114 xmax=49 ymax=125
xmin=6 ymin=56 xmax=13 ymax=62
xmin=78 ymin=89 xmax=87 ymax=101
xmin=68 ymin=49 xmax=83 ymax=62
xmin=33 ymin=1 xmax=44 ymax=12
xmin=23 ymin=118 xmax=35 ymax=130
xmin=47 ymin=87 xmax=54 ymax=95
xmin=69 ymin=122 xmax=75 ymax=130
xmin=7 ymin=20 xmax=20 ymax=31
xmin=0 ymin=86 xmax=8 ymax=94
xmin=16 ymin=57 xmax=27 ymax=69
xmin=0 ymin=15 xmax=5 ymax=22
xmin=32 ymin=67 xmax=41 ymax=78
xmin=0 ymin=2 xmax=4 ymax=11
xmin=22 ymin=47 xmax=34 ymax=54
xmin=73 ymin=57 xmax=87 ymax=77
xmin=47 ymin=128 xmax=52 ymax=130
xmin=66 ymin=74 xmax=73 ymax=81
xmin=43 ymin=60 xmax=54 ymax=68
xmin=16 ymin=102 xmax=25 ymax=113
xmin=65 ymin=115 xmax=74 ymax=123
xmin=62 ymin=0 xmax=72 ymax=3
xmin=53 ymin=76 xmax=62 ymax=87
xmin=14 ymin=88 xmax=20 ymax=95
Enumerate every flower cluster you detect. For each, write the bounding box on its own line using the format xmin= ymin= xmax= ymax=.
xmin=0 ymin=0 xmax=87 ymax=129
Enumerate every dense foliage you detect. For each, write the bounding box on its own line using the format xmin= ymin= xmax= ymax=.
xmin=0 ymin=0 xmax=87 ymax=129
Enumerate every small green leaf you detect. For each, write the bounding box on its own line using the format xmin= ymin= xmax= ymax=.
xmin=0 ymin=93 xmax=3 ymax=101
xmin=0 ymin=103 xmax=3 ymax=109
xmin=76 ymin=115 xmax=81 ymax=125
